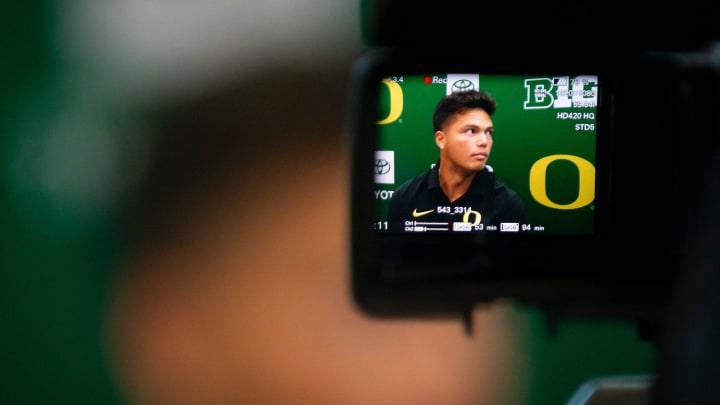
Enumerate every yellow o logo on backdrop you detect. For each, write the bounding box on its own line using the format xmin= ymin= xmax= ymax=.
xmin=529 ymin=154 xmax=595 ymax=209
xmin=377 ymin=79 xmax=403 ymax=125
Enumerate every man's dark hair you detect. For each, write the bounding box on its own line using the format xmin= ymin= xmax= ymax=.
xmin=432 ymin=90 xmax=497 ymax=132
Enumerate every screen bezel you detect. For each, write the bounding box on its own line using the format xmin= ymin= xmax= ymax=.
xmin=349 ymin=48 xmax=669 ymax=317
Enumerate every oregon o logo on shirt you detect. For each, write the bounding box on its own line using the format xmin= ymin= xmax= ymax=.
xmin=462 ymin=210 xmax=482 ymax=225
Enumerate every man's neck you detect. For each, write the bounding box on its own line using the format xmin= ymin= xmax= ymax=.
xmin=438 ymin=164 xmax=477 ymax=203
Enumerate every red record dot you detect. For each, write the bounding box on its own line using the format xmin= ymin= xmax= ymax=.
xmin=424 ymin=76 xmax=432 ymax=84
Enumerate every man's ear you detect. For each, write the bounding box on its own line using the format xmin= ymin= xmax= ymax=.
xmin=435 ymin=130 xmax=445 ymax=150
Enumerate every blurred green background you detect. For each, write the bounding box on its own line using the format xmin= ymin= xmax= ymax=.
xmin=1 ymin=2 xmax=657 ymax=404
xmin=1 ymin=3 xmax=122 ymax=404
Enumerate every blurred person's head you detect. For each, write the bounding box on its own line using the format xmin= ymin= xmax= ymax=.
xmin=103 ymin=64 xmax=528 ymax=405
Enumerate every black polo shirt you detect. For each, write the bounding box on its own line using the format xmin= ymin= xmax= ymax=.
xmin=387 ymin=162 xmax=526 ymax=233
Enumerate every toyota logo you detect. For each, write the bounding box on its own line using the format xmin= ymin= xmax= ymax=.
xmin=374 ymin=159 xmax=391 ymax=175
xmin=451 ymin=79 xmax=475 ymax=92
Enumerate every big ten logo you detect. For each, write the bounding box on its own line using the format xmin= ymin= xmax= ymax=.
xmin=377 ymin=79 xmax=403 ymax=125
xmin=524 ymin=75 xmax=598 ymax=109
xmin=529 ymin=154 xmax=595 ymax=209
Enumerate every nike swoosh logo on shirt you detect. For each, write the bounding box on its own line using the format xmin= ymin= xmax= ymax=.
xmin=412 ymin=208 xmax=435 ymax=218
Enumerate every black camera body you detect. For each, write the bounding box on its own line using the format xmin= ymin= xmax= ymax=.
xmin=349 ymin=2 xmax=720 ymax=332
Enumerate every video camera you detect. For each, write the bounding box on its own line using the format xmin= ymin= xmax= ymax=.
xmin=349 ymin=1 xmax=720 ymax=336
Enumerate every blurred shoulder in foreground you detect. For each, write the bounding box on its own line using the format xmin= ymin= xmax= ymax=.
xmin=104 ymin=64 xmax=528 ymax=405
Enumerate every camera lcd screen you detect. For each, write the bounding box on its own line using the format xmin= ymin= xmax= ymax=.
xmin=373 ymin=73 xmax=600 ymax=236
xmin=349 ymin=50 xmax=620 ymax=314
xmin=350 ymin=49 xmax=683 ymax=317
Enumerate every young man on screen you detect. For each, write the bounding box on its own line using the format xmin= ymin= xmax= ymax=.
xmin=387 ymin=89 xmax=526 ymax=232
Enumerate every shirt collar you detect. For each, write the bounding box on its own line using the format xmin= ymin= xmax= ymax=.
xmin=428 ymin=160 xmax=493 ymax=196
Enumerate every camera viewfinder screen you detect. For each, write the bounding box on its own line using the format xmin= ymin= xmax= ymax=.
xmin=372 ymin=73 xmax=600 ymax=235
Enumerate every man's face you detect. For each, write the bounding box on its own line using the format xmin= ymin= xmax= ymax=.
xmin=435 ymin=108 xmax=494 ymax=175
